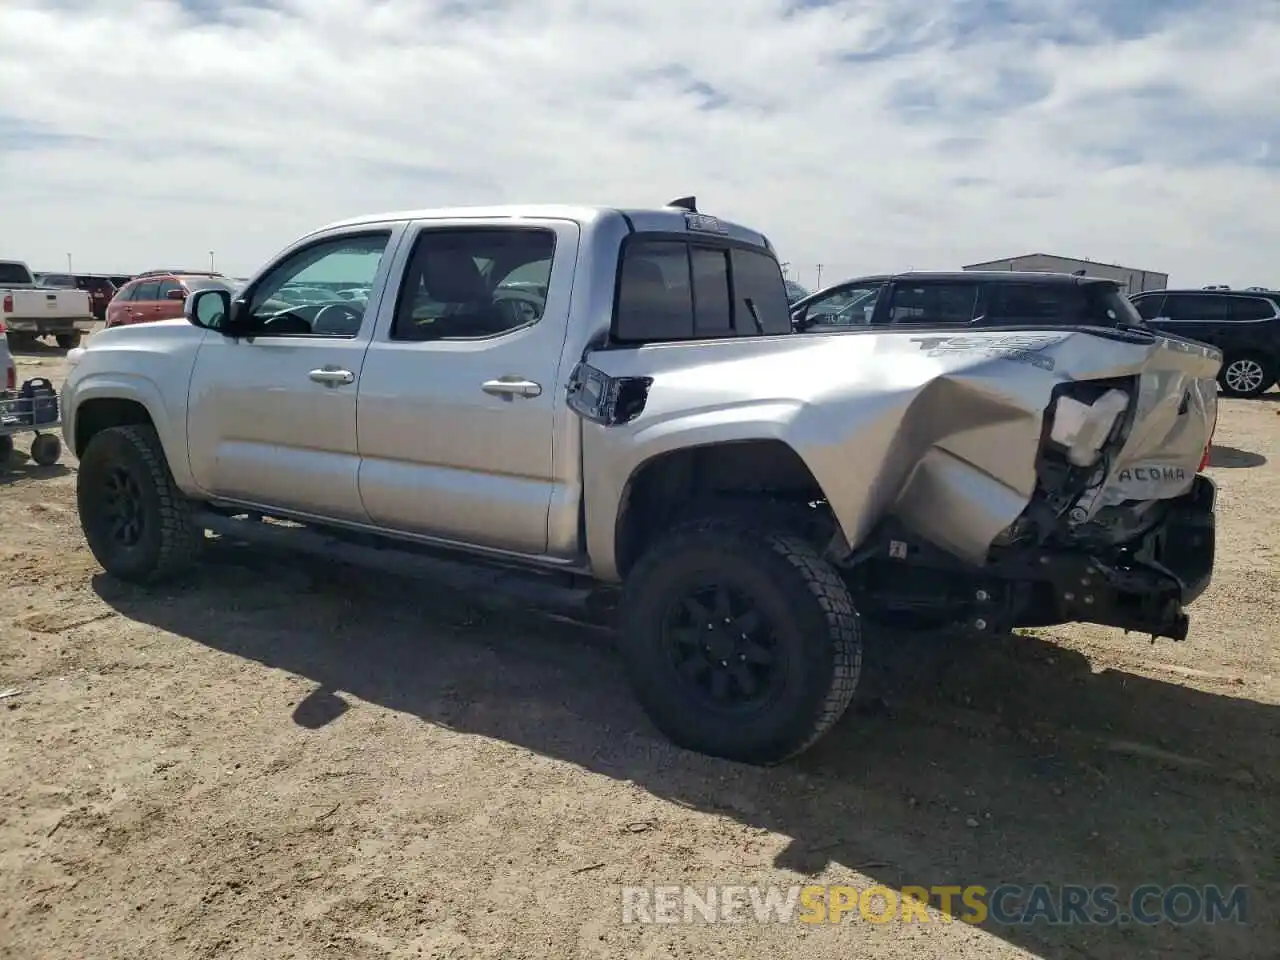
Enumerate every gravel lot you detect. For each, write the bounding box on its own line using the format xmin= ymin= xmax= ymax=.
xmin=2 ymin=339 xmax=1277 ymax=959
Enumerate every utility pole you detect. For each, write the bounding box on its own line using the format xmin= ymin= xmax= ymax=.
xmin=66 ymin=253 xmax=73 ymax=273
xmin=209 ymin=251 xmax=216 ymax=272
xmin=780 ymin=261 xmax=791 ymax=280
xmin=815 ymin=264 xmax=823 ymax=288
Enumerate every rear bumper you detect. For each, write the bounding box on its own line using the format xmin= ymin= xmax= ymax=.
xmin=1010 ymin=476 xmax=1217 ymax=641
xmin=5 ymin=316 xmax=96 ymax=335
xmin=840 ymin=476 xmax=1216 ymax=643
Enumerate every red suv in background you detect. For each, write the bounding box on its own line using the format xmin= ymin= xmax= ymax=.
xmin=104 ymin=272 xmax=239 ymax=329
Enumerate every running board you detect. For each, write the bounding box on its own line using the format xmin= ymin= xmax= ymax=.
xmin=190 ymin=510 xmax=614 ymax=624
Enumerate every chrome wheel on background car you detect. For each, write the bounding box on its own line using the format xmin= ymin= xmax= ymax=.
xmin=1220 ymin=354 xmax=1273 ymax=398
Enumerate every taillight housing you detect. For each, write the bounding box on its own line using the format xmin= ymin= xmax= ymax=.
xmin=2 ymin=294 xmax=12 ymax=312
xmin=4 ymin=364 xmax=14 ymax=392
xmin=1198 ymin=409 xmax=1218 ymax=472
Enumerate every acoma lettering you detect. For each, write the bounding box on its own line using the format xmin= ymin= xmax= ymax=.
xmin=1116 ymin=466 xmax=1187 ymax=483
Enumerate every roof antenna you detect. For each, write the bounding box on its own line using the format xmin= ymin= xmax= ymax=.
xmin=667 ymin=196 xmax=697 ymax=213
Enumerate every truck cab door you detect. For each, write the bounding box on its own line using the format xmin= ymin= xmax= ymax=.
xmin=185 ymin=227 xmax=404 ymax=523
xmin=355 ymin=219 xmax=582 ymax=557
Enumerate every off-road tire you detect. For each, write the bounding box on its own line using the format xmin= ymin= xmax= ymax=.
xmin=1218 ymin=351 xmax=1275 ymax=399
xmin=619 ymin=514 xmax=861 ymax=764
xmin=77 ymin=424 xmax=203 ymax=583
xmin=55 ymin=333 xmax=82 ymax=350
xmin=0 ymin=435 xmax=13 ymax=464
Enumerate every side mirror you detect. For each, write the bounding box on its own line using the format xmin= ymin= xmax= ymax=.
xmin=186 ymin=288 xmax=231 ymax=332
xmin=165 ymin=288 xmax=186 ymax=301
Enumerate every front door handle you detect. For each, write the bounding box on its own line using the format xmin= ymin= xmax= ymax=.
xmin=482 ymin=377 xmax=542 ymax=398
xmin=309 ymin=367 xmax=355 ymax=386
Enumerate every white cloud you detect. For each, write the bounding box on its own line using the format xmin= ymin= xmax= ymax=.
xmin=0 ymin=0 xmax=1277 ymax=288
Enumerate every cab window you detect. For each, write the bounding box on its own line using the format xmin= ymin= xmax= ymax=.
xmin=131 ymin=281 xmax=161 ymax=302
xmin=888 ymin=282 xmax=979 ymax=325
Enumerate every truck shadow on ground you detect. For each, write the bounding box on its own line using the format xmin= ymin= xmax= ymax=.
xmin=1209 ymin=445 xmax=1268 ymax=468
xmin=6 ymin=337 xmax=70 ymax=358
xmin=0 ymin=457 xmax=71 ymax=486
xmin=91 ymin=542 xmax=1278 ymax=959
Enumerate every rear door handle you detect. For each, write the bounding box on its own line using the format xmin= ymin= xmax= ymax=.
xmin=482 ymin=377 xmax=542 ymax=398
xmin=309 ymin=367 xmax=355 ymax=386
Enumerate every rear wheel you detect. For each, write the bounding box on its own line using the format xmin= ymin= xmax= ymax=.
xmin=55 ymin=333 xmax=82 ymax=349
xmin=0 ymin=435 xmax=13 ymax=464
xmin=1219 ymin=352 xmax=1274 ymax=398
xmin=619 ymin=514 xmax=861 ymax=764
xmin=77 ymin=424 xmax=203 ymax=583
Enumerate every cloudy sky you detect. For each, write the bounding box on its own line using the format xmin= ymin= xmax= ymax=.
xmin=1 ymin=0 xmax=1277 ymax=289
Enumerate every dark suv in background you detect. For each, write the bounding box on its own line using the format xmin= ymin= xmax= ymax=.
xmin=790 ymin=271 xmax=1145 ymax=332
xmin=1130 ymin=289 xmax=1280 ymax=398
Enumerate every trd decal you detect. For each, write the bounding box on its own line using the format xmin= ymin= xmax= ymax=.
xmin=910 ymin=333 xmax=1061 ymax=371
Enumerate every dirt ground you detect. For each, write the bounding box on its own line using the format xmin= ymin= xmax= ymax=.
xmin=1 ymin=338 xmax=1277 ymax=960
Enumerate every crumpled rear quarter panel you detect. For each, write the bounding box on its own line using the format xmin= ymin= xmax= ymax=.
xmin=582 ymin=327 xmax=1219 ymax=578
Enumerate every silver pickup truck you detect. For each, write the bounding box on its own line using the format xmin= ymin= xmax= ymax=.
xmin=60 ymin=200 xmax=1221 ymax=764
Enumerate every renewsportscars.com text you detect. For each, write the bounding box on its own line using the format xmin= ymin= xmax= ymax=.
xmin=620 ymin=883 xmax=1248 ymax=926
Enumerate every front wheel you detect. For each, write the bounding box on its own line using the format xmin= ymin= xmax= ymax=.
xmin=1219 ymin=352 xmax=1274 ymax=398
xmin=76 ymin=424 xmax=203 ymax=583
xmin=619 ymin=516 xmax=862 ymax=764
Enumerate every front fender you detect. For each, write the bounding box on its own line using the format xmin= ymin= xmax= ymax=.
xmin=63 ymin=371 xmax=202 ymax=495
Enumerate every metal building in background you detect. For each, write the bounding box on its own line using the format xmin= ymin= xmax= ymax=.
xmin=962 ymin=253 xmax=1168 ymax=295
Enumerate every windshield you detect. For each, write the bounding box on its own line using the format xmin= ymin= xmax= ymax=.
xmin=0 ymin=262 xmax=34 ymax=285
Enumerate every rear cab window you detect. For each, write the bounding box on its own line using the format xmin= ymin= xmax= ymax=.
xmin=612 ymin=235 xmax=791 ymax=343
xmin=0 ymin=263 xmax=35 ymax=285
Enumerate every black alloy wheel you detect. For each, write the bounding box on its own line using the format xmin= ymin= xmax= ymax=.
xmin=661 ymin=583 xmax=783 ymax=712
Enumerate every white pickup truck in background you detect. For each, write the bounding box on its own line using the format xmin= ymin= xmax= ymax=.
xmin=1 ymin=260 xmax=96 ymax=348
